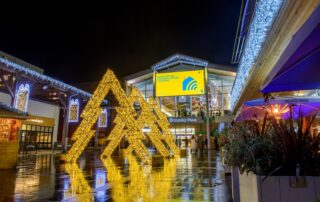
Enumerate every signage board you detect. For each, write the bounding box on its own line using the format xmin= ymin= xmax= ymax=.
xmin=168 ymin=117 xmax=202 ymax=124
xmin=155 ymin=70 xmax=205 ymax=96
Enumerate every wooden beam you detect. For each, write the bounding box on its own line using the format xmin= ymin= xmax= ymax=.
xmin=1 ymin=74 xmax=14 ymax=97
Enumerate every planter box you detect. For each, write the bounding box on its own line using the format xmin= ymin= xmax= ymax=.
xmin=0 ymin=142 xmax=19 ymax=169
xmin=231 ymin=167 xmax=240 ymax=202
xmin=239 ymin=171 xmax=320 ymax=202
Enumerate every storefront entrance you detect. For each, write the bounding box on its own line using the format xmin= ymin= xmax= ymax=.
xmin=19 ymin=116 xmax=55 ymax=152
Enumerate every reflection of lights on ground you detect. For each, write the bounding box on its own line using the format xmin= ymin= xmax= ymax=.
xmin=4 ymin=152 xmax=232 ymax=201
xmin=64 ymin=163 xmax=92 ymax=201
xmin=14 ymin=175 xmax=40 ymax=196
xmin=95 ymin=169 xmax=106 ymax=198
xmin=102 ymin=154 xmax=178 ymax=201
xmin=95 ymin=170 xmax=106 ymax=189
xmin=14 ymin=154 xmax=52 ymax=196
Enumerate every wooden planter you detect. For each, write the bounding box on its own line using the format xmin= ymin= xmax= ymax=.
xmin=238 ymin=171 xmax=320 ymax=202
xmin=0 ymin=141 xmax=19 ymax=169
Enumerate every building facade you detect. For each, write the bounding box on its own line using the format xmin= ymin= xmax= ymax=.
xmin=124 ymin=54 xmax=236 ymax=148
xmin=0 ymin=51 xmax=109 ymax=152
xmin=230 ymin=1 xmax=320 ymax=135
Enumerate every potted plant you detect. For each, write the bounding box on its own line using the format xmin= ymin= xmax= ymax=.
xmin=215 ymin=128 xmax=231 ymax=173
xmin=224 ymin=113 xmax=320 ymax=202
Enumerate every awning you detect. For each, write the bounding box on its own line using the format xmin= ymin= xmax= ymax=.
xmin=261 ymin=5 xmax=320 ymax=93
xmin=0 ymin=103 xmax=28 ymax=119
xmin=235 ymin=96 xmax=320 ymax=121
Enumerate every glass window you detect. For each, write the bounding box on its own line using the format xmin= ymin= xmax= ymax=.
xmin=20 ymin=124 xmax=54 ymax=150
xmin=208 ymin=74 xmax=235 ymax=112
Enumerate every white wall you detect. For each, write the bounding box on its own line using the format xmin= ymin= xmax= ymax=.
xmin=0 ymin=92 xmax=12 ymax=105
xmin=28 ymin=99 xmax=60 ymax=145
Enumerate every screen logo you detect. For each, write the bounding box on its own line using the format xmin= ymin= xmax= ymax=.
xmin=182 ymin=77 xmax=198 ymax=91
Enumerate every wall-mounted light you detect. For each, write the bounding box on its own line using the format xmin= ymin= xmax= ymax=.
xmin=68 ymin=99 xmax=79 ymax=123
xmin=14 ymin=83 xmax=30 ymax=112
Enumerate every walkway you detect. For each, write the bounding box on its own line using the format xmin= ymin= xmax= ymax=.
xmin=0 ymin=150 xmax=232 ymax=201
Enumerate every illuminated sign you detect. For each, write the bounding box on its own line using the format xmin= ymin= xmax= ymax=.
xmin=168 ymin=117 xmax=202 ymax=123
xmin=68 ymin=99 xmax=79 ymax=122
xmin=27 ymin=119 xmax=44 ymax=124
xmin=14 ymin=83 xmax=30 ymax=112
xmin=98 ymin=108 xmax=108 ymax=128
xmin=155 ymin=70 xmax=205 ymax=96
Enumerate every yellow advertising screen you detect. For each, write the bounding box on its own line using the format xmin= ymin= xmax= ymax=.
xmin=155 ymin=70 xmax=205 ymax=96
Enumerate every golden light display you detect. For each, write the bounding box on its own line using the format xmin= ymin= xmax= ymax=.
xmin=64 ymin=69 xmax=151 ymax=164
xmin=68 ymin=99 xmax=79 ymax=122
xmin=64 ymin=163 xmax=92 ymax=202
xmin=148 ymin=97 xmax=180 ymax=155
xmin=101 ymin=157 xmax=127 ymax=201
xmin=102 ymin=154 xmax=177 ymax=201
xmin=126 ymin=87 xmax=170 ymax=157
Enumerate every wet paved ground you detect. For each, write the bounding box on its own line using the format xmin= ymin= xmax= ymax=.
xmin=0 ymin=150 xmax=232 ymax=201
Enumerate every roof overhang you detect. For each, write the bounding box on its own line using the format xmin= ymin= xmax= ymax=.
xmin=0 ymin=51 xmax=92 ymax=99
xmin=123 ymin=69 xmax=153 ymax=84
xmin=151 ymin=54 xmax=208 ymax=71
xmin=0 ymin=103 xmax=28 ymax=119
xmin=261 ymin=5 xmax=320 ymax=93
xmin=230 ymin=1 xmax=319 ymax=113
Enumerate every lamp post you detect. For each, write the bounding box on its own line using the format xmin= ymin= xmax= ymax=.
xmin=205 ymin=66 xmax=210 ymax=150
xmin=62 ymin=93 xmax=78 ymax=152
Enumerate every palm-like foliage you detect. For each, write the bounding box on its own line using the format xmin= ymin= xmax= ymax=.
xmin=225 ymin=109 xmax=320 ymax=176
xmin=269 ymin=110 xmax=320 ymax=175
xmin=225 ymin=121 xmax=282 ymax=175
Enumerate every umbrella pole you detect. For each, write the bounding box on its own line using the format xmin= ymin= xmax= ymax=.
xmin=289 ymin=104 xmax=294 ymax=134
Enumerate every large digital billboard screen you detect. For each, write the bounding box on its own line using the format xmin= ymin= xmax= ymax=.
xmin=155 ymin=70 xmax=205 ymax=96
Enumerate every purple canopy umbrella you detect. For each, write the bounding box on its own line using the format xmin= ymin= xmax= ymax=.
xmin=235 ymin=96 xmax=320 ymax=121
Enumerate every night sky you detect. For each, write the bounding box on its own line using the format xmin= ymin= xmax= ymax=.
xmin=0 ymin=1 xmax=241 ymax=83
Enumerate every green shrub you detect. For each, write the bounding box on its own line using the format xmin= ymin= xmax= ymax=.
xmin=224 ymin=111 xmax=320 ymax=176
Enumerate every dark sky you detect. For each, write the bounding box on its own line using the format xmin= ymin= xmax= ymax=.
xmin=0 ymin=1 xmax=241 ymax=83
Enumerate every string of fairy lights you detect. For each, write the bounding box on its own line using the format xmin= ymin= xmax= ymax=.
xmin=64 ymin=69 xmax=178 ymax=165
xmin=125 ymin=87 xmax=171 ymax=157
xmin=148 ymin=97 xmax=180 ymax=155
